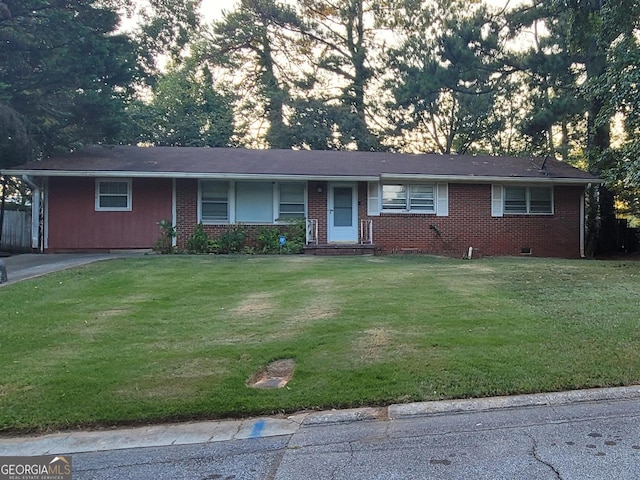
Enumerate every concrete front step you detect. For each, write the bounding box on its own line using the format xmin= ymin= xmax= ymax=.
xmin=303 ymin=244 xmax=376 ymax=256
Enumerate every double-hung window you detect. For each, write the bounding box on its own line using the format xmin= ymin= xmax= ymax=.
xmin=382 ymin=183 xmax=435 ymax=213
xmin=278 ymin=183 xmax=305 ymax=220
xmin=201 ymin=181 xmax=229 ymax=222
xmin=503 ymin=186 xmax=552 ymax=214
xmin=95 ymin=179 xmax=131 ymax=211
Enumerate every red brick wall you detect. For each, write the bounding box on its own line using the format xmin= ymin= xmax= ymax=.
xmin=176 ymin=179 xmax=311 ymax=249
xmin=367 ymin=183 xmax=584 ymax=258
xmin=308 ymin=181 xmax=327 ymax=243
xmin=174 ymin=180 xmax=584 ymax=258
xmin=175 ymin=179 xmax=198 ymax=249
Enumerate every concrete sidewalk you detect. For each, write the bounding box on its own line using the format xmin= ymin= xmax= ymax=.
xmin=0 ymin=252 xmax=145 ymax=285
xmin=1 ymin=385 xmax=639 ymax=457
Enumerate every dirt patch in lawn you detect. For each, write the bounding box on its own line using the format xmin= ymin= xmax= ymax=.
xmin=355 ymin=327 xmax=392 ymax=361
xmin=247 ymin=359 xmax=295 ymax=389
xmin=232 ymin=292 xmax=275 ymax=316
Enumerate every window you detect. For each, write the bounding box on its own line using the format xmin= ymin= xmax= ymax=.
xmin=236 ymin=181 xmax=273 ymax=223
xmin=201 ymin=181 xmax=229 ymax=222
xmin=199 ymin=181 xmax=306 ymax=224
xmin=382 ymin=184 xmax=407 ymax=210
xmin=382 ymin=183 xmax=435 ymax=213
xmin=96 ymin=179 xmax=131 ymax=211
xmin=504 ymin=187 xmax=527 ymax=213
xmin=409 ymin=184 xmax=435 ymax=211
xmin=503 ymin=186 xmax=552 ymax=214
xmin=278 ymin=183 xmax=305 ymax=220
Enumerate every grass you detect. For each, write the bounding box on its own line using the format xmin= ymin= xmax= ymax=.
xmin=1 ymin=254 xmax=639 ymax=434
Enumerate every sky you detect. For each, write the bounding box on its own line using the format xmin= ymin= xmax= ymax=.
xmin=199 ymin=0 xmax=519 ymax=21
xmin=200 ymin=0 xmax=237 ymax=21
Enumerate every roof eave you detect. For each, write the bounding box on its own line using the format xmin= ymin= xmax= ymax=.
xmin=2 ymin=169 xmax=600 ymax=185
xmin=1 ymin=169 xmax=379 ymax=182
xmin=380 ymin=173 xmax=599 ymax=185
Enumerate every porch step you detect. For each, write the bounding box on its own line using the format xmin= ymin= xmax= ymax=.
xmin=304 ymin=244 xmax=376 ymax=256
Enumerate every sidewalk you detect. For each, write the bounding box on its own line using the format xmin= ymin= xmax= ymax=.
xmin=2 ymin=385 xmax=639 ymax=456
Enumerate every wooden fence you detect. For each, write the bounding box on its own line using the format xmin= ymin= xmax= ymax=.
xmin=1 ymin=209 xmax=31 ymax=250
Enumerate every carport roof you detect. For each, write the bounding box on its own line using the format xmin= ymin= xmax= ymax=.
xmin=3 ymin=145 xmax=599 ymax=184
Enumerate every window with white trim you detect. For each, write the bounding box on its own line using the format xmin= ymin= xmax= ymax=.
xmin=504 ymin=186 xmax=553 ymax=214
xmin=382 ymin=183 xmax=435 ymax=213
xmin=278 ymin=183 xmax=305 ymax=220
xmin=201 ymin=181 xmax=229 ymax=222
xmin=199 ymin=180 xmax=306 ymax=224
xmin=95 ymin=179 xmax=131 ymax=211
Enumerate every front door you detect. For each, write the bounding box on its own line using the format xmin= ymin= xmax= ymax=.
xmin=328 ymin=183 xmax=358 ymax=243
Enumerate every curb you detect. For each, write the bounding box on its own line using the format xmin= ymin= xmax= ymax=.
xmin=388 ymin=385 xmax=640 ymax=419
xmin=1 ymin=385 xmax=638 ymax=456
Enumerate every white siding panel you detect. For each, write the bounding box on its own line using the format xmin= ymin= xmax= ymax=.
xmin=436 ymin=183 xmax=448 ymax=217
xmin=367 ymin=182 xmax=380 ymax=216
xmin=491 ymin=184 xmax=504 ymax=217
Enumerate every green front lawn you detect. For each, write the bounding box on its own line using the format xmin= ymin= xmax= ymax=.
xmin=1 ymin=255 xmax=639 ymax=433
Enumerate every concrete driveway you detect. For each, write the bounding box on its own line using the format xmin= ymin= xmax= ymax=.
xmin=0 ymin=253 xmax=144 ymax=285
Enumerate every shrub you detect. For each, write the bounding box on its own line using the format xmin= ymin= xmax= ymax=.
xmin=256 ymin=220 xmax=306 ymax=254
xmin=214 ymin=224 xmax=247 ymax=254
xmin=154 ymin=219 xmax=176 ymax=254
xmin=187 ymin=223 xmax=209 ymax=254
xmin=256 ymin=226 xmax=283 ymax=254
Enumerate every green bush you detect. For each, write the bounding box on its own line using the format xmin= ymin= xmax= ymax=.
xmin=187 ymin=223 xmax=209 ymax=254
xmin=256 ymin=220 xmax=306 ymax=254
xmin=154 ymin=219 xmax=176 ymax=254
xmin=256 ymin=226 xmax=283 ymax=254
xmin=214 ymin=224 xmax=247 ymax=254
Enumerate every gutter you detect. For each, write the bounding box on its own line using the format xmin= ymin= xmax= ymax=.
xmin=2 ymin=170 xmax=381 ymax=182
xmin=3 ymin=169 xmax=600 ymax=186
xmin=380 ymin=173 xmax=601 ymax=186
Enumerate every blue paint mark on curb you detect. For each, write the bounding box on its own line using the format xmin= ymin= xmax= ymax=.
xmin=250 ymin=420 xmax=266 ymax=438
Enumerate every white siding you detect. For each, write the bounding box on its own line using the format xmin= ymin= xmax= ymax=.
xmin=436 ymin=183 xmax=448 ymax=217
xmin=491 ymin=184 xmax=504 ymax=217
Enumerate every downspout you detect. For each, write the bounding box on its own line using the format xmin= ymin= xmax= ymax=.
xmin=580 ymin=184 xmax=588 ymax=258
xmin=21 ymin=175 xmax=42 ymax=252
xmin=171 ymin=178 xmax=177 ymax=248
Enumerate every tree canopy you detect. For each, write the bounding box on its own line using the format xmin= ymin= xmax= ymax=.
xmin=0 ymin=0 xmax=140 ymax=162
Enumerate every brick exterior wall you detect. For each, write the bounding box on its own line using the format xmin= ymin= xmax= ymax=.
xmin=175 ymin=179 xmax=584 ymax=258
xmin=175 ymin=179 xmax=305 ymax=250
xmin=366 ymin=183 xmax=584 ymax=258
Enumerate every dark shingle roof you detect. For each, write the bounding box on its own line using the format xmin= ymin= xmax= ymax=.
xmin=3 ymin=145 xmax=598 ymax=184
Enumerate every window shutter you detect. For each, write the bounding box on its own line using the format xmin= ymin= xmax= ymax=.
xmin=367 ymin=182 xmax=380 ymax=216
xmin=491 ymin=184 xmax=504 ymax=217
xmin=436 ymin=183 xmax=448 ymax=217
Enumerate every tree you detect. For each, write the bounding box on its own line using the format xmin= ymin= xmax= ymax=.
xmin=0 ymin=104 xmax=31 ymax=246
xmin=505 ymin=0 xmax=640 ymax=253
xmin=132 ymin=0 xmax=203 ymax=74
xmin=203 ymin=0 xmax=306 ymax=148
xmin=386 ymin=0 xmax=510 ymax=154
xmin=594 ymin=23 xmax=640 ymax=223
xmin=123 ymin=64 xmax=235 ymax=147
xmin=0 ymin=0 xmax=140 ymax=158
xmin=297 ymin=0 xmax=384 ymax=150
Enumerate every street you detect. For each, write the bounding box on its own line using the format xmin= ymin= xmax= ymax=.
xmin=72 ymin=397 xmax=640 ymax=479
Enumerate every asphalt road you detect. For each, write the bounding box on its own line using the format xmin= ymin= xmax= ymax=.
xmin=71 ymin=397 xmax=640 ymax=480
